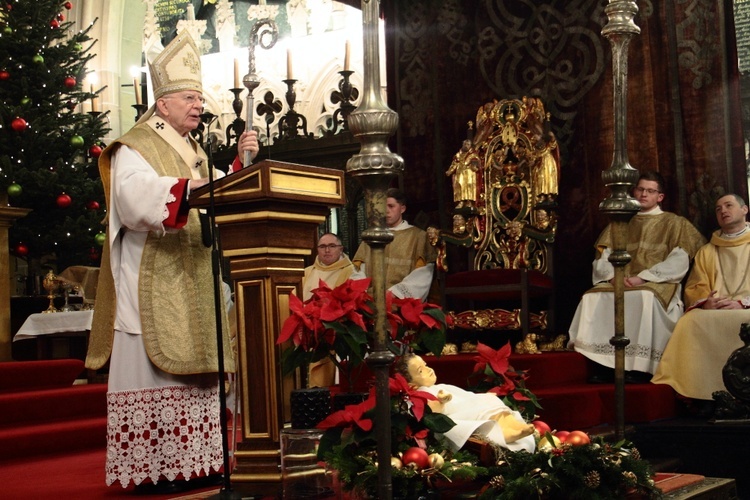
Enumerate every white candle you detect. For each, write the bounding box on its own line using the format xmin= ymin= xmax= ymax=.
xmin=286 ymin=49 xmax=293 ymax=80
xmin=344 ymin=40 xmax=350 ymax=71
xmin=187 ymin=3 xmax=195 ymax=21
xmin=133 ymin=77 xmax=141 ymax=105
xmin=90 ymin=84 xmax=98 ymax=112
xmin=234 ymin=59 xmax=240 ymax=88
xmin=259 ymin=0 xmax=266 ymax=5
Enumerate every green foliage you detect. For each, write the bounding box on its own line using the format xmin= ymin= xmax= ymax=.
xmin=478 ymin=438 xmax=662 ymax=500
xmin=0 ymin=0 xmax=109 ymax=270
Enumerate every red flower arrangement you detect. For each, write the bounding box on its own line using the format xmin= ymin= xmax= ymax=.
xmin=316 ymin=372 xmax=485 ymax=498
xmin=467 ymin=341 xmax=541 ymax=421
xmin=277 ymin=278 xmax=449 ymax=387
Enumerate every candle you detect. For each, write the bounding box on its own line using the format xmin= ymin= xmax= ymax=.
xmin=344 ymin=40 xmax=350 ymax=71
xmin=259 ymin=0 xmax=266 ymax=5
xmin=90 ymin=84 xmax=98 ymax=112
xmin=234 ymin=59 xmax=240 ymax=88
xmin=133 ymin=76 xmax=142 ymax=105
xmin=286 ymin=49 xmax=293 ymax=80
xmin=187 ymin=3 xmax=195 ymax=21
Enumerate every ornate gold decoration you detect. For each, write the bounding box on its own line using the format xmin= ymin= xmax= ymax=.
xmin=460 ymin=341 xmax=478 ymax=353
xmin=42 ymin=270 xmax=60 ymax=314
xmin=430 ymin=96 xmax=559 ymax=276
xmin=538 ymin=334 xmax=568 ymax=352
xmin=441 ymin=343 xmax=459 ymax=355
xmin=515 ymin=333 xmax=541 ymax=354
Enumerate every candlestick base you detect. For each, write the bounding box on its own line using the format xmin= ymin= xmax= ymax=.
xmin=132 ymin=104 xmax=148 ymax=122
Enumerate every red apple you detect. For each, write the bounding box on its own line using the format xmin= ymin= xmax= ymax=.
xmin=566 ymin=430 xmax=591 ymax=446
xmin=554 ymin=430 xmax=570 ymax=443
xmin=532 ymin=420 xmax=551 ymax=435
xmin=401 ymin=446 xmax=430 ymax=469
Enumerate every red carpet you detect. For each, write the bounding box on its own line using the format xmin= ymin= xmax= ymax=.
xmin=0 ymin=448 xmax=211 ymax=499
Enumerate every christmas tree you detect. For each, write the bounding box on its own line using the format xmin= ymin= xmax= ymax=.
xmin=0 ymin=0 xmax=109 ymax=273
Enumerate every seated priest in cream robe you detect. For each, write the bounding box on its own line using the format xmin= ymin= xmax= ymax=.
xmin=653 ymin=194 xmax=750 ymax=401
xmin=351 ymin=188 xmax=436 ymax=301
xmin=568 ymin=171 xmax=705 ymax=379
xmin=303 ymin=232 xmax=354 ymax=387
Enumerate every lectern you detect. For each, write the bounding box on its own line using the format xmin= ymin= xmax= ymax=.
xmin=190 ymin=160 xmax=345 ymax=490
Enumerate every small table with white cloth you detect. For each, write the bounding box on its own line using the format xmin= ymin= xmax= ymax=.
xmin=14 ymin=310 xmax=94 ymax=363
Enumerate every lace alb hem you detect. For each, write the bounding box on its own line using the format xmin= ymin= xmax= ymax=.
xmin=105 ymin=384 xmax=223 ymax=488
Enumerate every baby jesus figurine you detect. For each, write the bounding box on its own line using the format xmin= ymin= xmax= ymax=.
xmin=395 ymin=354 xmax=536 ymax=453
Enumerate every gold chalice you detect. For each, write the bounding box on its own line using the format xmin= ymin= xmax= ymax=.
xmin=42 ymin=270 xmax=60 ymax=313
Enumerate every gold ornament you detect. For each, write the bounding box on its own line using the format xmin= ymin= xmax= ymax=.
xmin=538 ymin=434 xmax=561 ymax=450
xmin=428 ymin=453 xmax=444 ymax=469
xmin=390 ymin=456 xmax=403 ymax=470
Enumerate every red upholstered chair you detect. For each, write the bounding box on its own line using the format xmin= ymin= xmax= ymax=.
xmin=431 ymin=97 xmax=558 ymax=342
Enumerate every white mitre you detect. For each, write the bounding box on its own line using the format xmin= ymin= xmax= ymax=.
xmin=136 ymin=32 xmax=203 ymax=125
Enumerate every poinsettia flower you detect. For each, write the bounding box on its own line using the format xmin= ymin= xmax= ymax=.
xmin=486 ymin=377 xmax=518 ymax=397
xmin=384 ymin=291 xmax=403 ymax=339
xmin=394 ymin=297 xmax=442 ymax=330
xmin=317 ymin=393 xmax=376 ymax=432
xmin=389 ymin=373 xmax=436 ymax=421
xmin=473 ymin=341 xmax=512 ymax=376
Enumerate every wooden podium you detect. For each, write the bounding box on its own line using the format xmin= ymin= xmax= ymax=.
xmin=190 ymin=160 xmax=345 ymax=490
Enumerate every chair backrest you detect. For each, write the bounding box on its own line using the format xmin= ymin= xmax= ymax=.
xmin=441 ymin=97 xmax=560 ymax=276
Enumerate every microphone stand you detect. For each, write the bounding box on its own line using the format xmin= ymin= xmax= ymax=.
xmin=200 ymin=112 xmax=244 ymax=500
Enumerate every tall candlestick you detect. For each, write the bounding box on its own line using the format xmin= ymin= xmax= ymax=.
xmin=286 ymin=49 xmax=293 ymax=80
xmin=90 ymin=84 xmax=98 ymax=112
xmin=133 ymin=77 xmax=142 ymax=105
xmin=234 ymin=59 xmax=240 ymax=88
xmin=344 ymin=40 xmax=351 ymax=71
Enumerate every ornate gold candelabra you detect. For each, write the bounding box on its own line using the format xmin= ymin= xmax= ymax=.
xmin=600 ymin=0 xmax=642 ymax=440
xmin=347 ymin=1 xmax=404 ymax=497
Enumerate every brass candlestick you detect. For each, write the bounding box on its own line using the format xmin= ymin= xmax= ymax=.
xmin=42 ymin=270 xmax=60 ymax=314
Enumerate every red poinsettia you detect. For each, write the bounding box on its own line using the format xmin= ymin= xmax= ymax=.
xmin=278 ymin=278 xmax=449 ymax=387
xmin=389 ymin=373 xmax=437 ymax=422
xmin=468 ymin=341 xmax=541 ymax=421
xmin=317 ymin=388 xmax=377 ymax=432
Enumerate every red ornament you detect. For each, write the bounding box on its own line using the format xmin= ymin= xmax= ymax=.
xmin=57 ymin=13 xmax=65 ymax=21
xmin=88 ymin=247 xmax=100 ymax=261
xmin=50 ymin=19 xmax=59 ymax=29
xmin=532 ymin=420 xmax=551 ymax=435
xmin=401 ymin=447 xmax=430 ymax=469
xmin=565 ymin=430 xmax=591 ymax=446
xmin=63 ymin=76 xmax=77 ymax=88
xmin=0 ymin=70 xmax=9 ymax=80
xmin=56 ymin=192 xmax=72 ymax=208
xmin=11 ymin=117 xmax=28 ymax=132
xmin=14 ymin=242 xmax=29 ymax=257
xmin=89 ymin=144 xmax=102 ymax=158
xmin=64 ymin=1 xmax=73 ymax=9
xmin=66 ymin=100 xmax=77 ymax=111
xmin=554 ymin=430 xmax=570 ymax=443
xmin=86 ymin=200 xmax=99 ymax=211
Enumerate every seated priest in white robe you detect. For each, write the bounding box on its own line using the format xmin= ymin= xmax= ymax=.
xmin=568 ymin=172 xmax=705 ymax=378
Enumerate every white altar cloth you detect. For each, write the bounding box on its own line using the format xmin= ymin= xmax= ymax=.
xmin=14 ymin=310 xmax=94 ymax=341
